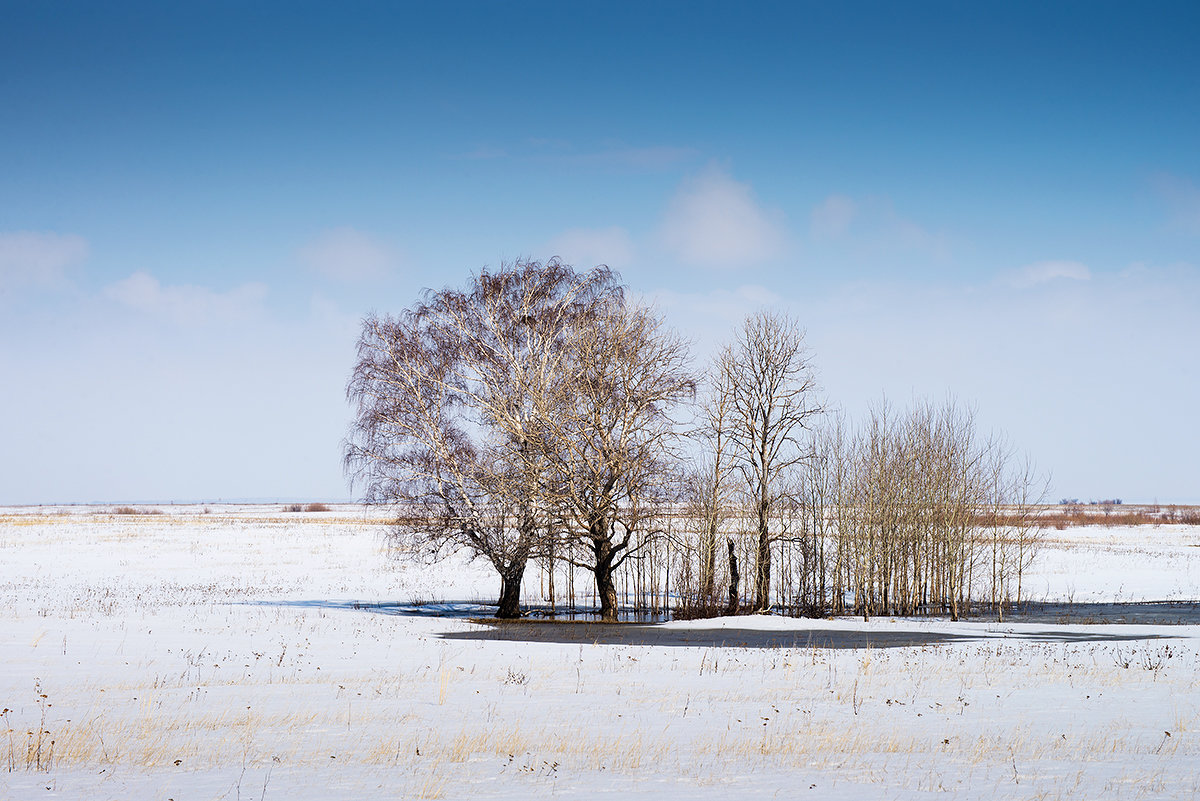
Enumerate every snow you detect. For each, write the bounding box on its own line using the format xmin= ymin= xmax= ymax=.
xmin=2 ymin=507 xmax=1198 ymax=799
xmin=1030 ymin=524 xmax=1200 ymax=603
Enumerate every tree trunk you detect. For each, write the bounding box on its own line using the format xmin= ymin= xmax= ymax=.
xmin=700 ymin=517 xmax=717 ymax=601
xmin=547 ymin=541 xmax=556 ymax=615
xmin=948 ymin=559 xmax=959 ymax=622
xmin=591 ymin=519 xmax=619 ymax=622
xmin=754 ymin=499 xmax=771 ymax=611
xmin=594 ymin=555 xmax=619 ymax=621
xmin=496 ymin=563 xmax=526 ymax=619
xmin=725 ymin=537 xmax=740 ymax=615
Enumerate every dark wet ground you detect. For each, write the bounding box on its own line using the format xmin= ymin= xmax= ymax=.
xmin=437 ymin=620 xmax=1169 ymax=649
xmin=251 ymin=599 xmax=667 ymax=622
xmin=1000 ymin=600 xmax=1200 ymax=626
xmin=249 ymin=599 xmax=1196 ymax=648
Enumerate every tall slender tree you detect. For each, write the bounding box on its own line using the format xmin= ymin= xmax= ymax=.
xmin=718 ymin=311 xmax=822 ymax=611
xmin=689 ymin=363 xmax=738 ymax=608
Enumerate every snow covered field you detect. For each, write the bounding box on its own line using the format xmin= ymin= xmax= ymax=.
xmin=2 ymin=507 xmax=1199 ymax=799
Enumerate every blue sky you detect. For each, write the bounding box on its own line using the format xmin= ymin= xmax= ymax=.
xmin=2 ymin=1 xmax=1198 ymax=504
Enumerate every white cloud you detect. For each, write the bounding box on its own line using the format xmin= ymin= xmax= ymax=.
xmin=0 ymin=231 xmax=89 ymax=290
xmin=546 ymin=226 xmax=634 ymax=270
xmin=807 ymin=195 xmax=951 ymax=263
xmin=298 ymin=227 xmax=400 ymax=281
xmin=810 ymin=195 xmax=858 ymax=239
xmin=1006 ymin=260 xmax=1092 ymax=288
xmin=104 ymin=272 xmax=268 ymax=325
xmin=658 ymin=168 xmax=785 ymax=268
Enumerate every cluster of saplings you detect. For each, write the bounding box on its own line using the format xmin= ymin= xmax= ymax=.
xmin=346 ymin=260 xmax=1044 ymax=622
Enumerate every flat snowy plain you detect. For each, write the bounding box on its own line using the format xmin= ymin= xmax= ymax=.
xmin=2 ymin=506 xmax=1198 ymax=800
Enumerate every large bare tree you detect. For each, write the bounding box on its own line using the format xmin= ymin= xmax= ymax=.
xmin=344 ymin=259 xmax=620 ymax=618
xmin=541 ymin=299 xmax=696 ymax=621
xmin=719 ymin=310 xmax=822 ymax=612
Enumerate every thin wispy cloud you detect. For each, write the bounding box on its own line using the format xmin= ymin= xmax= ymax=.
xmin=546 ymin=226 xmax=634 ymax=270
xmin=809 ymin=195 xmax=951 ymax=263
xmin=1005 ymin=260 xmax=1092 ymax=288
xmin=298 ymin=227 xmax=401 ymax=282
xmin=891 ymin=216 xmax=951 ymax=260
xmin=658 ymin=167 xmax=785 ymax=268
xmin=104 ymin=272 xmax=268 ymax=326
xmin=566 ymin=145 xmax=699 ymax=170
xmin=0 ymin=231 xmax=89 ymax=291
xmin=810 ymin=195 xmax=858 ymax=240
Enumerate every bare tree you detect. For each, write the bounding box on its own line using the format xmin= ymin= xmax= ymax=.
xmin=540 ymin=299 xmax=696 ymax=621
xmin=344 ymin=259 xmax=620 ymax=618
xmin=688 ymin=363 xmax=738 ymax=608
xmin=792 ymin=414 xmax=844 ymax=615
xmin=718 ymin=311 xmax=822 ymax=611
xmin=826 ymin=397 xmax=1047 ymax=622
xmin=981 ymin=444 xmax=1049 ymax=620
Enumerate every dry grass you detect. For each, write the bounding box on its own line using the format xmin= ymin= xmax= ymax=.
xmin=7 ymin=634 xmax=1194 ymax=779
xmin=282 ymin=502 xmax=334 ymax=513
xmin=979 ymin=505 xmax=1200 ymax=530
